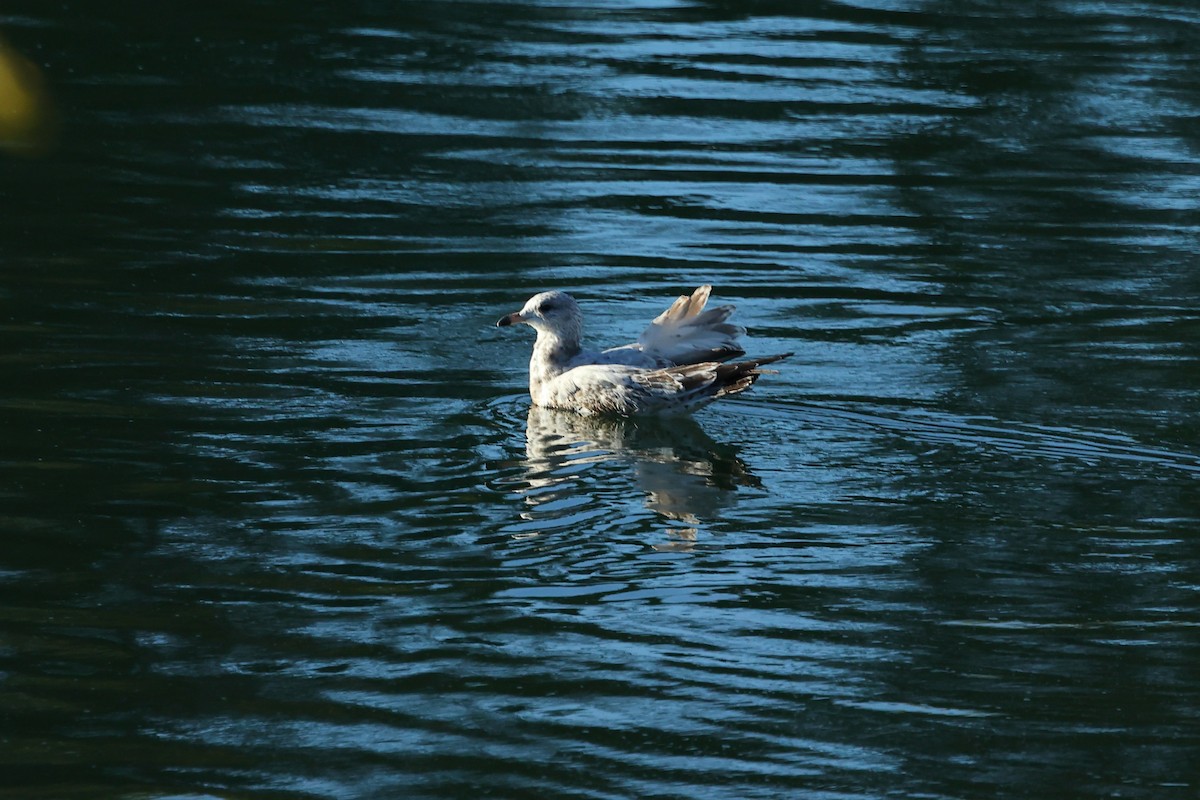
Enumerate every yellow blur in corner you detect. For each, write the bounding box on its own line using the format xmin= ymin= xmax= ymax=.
xmin=0 ymin=34 xmax=58 ymax=156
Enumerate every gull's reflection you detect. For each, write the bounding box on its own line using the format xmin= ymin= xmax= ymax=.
xmin=519 ymin=407 xmax=760 ymax=545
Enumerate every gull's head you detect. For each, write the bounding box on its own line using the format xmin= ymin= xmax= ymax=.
xmin=496 ymin=290 xmax=582 ymax=341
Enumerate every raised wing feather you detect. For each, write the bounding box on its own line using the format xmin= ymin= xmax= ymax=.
xmin=631 ymin=285 xmax=746 ymax=366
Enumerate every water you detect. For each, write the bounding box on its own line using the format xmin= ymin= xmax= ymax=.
xmin=3 ymin=2 xmax=1200 ymax=798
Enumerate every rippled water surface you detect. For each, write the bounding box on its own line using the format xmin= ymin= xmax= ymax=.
xmin=3 ymin=2 xmax=1200 ymax=798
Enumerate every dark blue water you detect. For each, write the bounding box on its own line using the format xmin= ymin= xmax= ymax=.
xmin=2 ymin=2 xmax=1199 ymax=798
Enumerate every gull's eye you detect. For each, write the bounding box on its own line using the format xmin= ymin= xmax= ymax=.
xmin=537 ymin=300 xmax=554 ymax=314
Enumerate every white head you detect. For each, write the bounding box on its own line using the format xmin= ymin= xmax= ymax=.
xmin=496 ymin=290 xmax=584 ymax=348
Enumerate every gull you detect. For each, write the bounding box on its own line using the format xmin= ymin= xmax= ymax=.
xmin=496 ymin=285 xmax=791 ymax=415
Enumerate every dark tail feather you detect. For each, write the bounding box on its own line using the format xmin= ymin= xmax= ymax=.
xmin=713 ymin=352 xmax=793 ymax=399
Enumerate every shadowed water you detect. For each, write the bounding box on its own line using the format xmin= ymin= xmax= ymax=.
xmin=2 ymin=2 xmax=1199 ymax=799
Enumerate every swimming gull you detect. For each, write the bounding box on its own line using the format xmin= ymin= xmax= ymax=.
xmin=496 ymin=285 xmax=791 ymax=415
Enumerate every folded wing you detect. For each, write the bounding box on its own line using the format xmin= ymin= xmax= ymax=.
xmin=541 ymin=353 xmax=792 ymax=416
